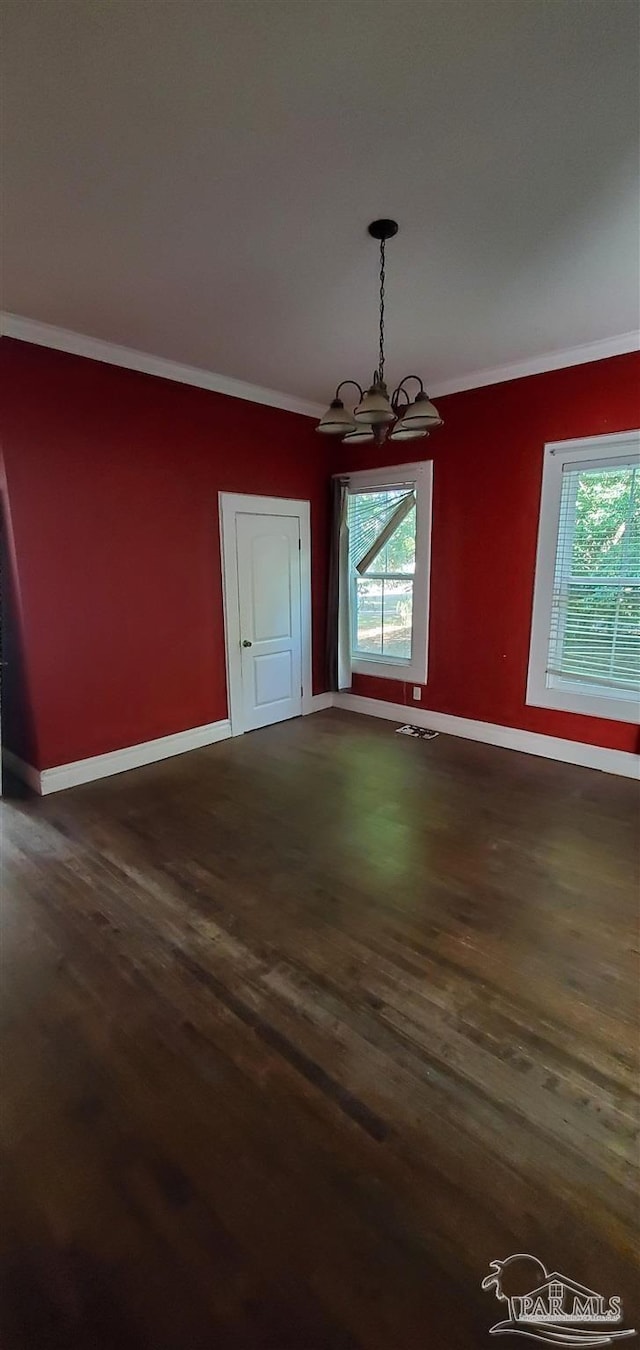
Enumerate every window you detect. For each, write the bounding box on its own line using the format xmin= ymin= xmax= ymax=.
xmin=345 ymin=461 xmax=432 ymax=683
xmin=527 ymin=431 xmax=640 ymax=723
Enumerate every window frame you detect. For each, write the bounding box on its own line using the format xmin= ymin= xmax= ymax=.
xmin=526 ymin=429 xmax=640 ymax=724
xmin=341 ymin=460 xmax=433 ymax=684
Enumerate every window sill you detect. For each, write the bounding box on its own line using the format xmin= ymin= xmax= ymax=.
xmin=526 ymin=682 xmax=640 ymax=725
xmin=352 ymin=656 xmax=427 ymax=684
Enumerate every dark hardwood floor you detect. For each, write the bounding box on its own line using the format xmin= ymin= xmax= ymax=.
xmin=1 ymin=709 xmax=638 ymax=1349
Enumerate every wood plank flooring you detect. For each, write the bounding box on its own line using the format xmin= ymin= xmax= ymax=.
xmin=1 ymin=709 xmax=638 ymax=1348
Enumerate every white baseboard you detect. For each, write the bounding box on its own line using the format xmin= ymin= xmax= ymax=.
xmin=3 ymin=719 xmax=232 ymax=795
xmin=4 ymin=698 xmax=637 ymax=794
xmin=2 ymin=749 xmax=42 ymax=793
xmin=332 ymin=692 xmax=640 ymax=780
xmin=307 ymin=692 xmax=334 ymax=713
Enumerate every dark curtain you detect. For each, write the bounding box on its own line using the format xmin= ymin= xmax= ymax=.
xmin=326 ymin=476 xmax=351 ymax=691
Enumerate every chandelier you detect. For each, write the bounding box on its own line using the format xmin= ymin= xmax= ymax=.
xmin=316 ymin=220 xmax=443 ymax=446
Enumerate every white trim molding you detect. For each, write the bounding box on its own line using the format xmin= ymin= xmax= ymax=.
xmin=0 ymin=313 xmax=325 ymax=420
xmin=3 ymin=699 xmax=637 ymax=792
xmin=3 ymin=312 xmax=637 ymax=412
xmin=219 ymin=492 xmax=313 ymax=736
xmin=3 ymin=719 xmax=231 ymax=795
xmin=2 ymin=749 xmax=42 ymax=793
xmin=331 ymin=692 xmax=640 ymax=779
xmin=308 ymin=692 xmax=334 ymax=713
xmin=527 ymin=429 xmax=640 ymax=724
xmin=430 ymin=332 xmax=639 ymax=398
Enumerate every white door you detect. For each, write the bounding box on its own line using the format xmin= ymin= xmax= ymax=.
xmin=235 ymin=511 xmax=303 ymax=731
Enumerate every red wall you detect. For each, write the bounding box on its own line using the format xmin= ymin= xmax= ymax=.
xmin=333 ymin=352 xmax=640 ymax=755
xmin=1 ymin=339 xmax=329 ymax=770
xmin=3 ymin=341 xmax=638 ymax=773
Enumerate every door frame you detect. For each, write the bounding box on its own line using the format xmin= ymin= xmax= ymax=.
xmin=219 ymin=492 xmax=313 ymax=736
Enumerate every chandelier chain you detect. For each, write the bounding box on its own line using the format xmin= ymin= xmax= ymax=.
xmin=315 ymin=219 xmax=442 ymax=444
xmin=378 ymin=238 xmax=385 ymax=383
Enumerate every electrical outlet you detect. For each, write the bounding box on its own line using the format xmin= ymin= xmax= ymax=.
xmin=412 ymin=686 xmax=422 ymax=701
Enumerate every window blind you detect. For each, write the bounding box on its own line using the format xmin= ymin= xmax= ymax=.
xmin=547 ymin=461 xmax=640 ymax=694
xmin=347 ymin=487 xmax=415 ymax=572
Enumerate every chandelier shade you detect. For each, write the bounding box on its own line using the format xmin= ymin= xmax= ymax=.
xmin=354 ymin=383 xmax=395 ymax=425
xmin=395 ymin=391 xmax=443 ymax=431
xmin=316 ymin=398 xmax=357 ymax=436
xmin=342 ymin=422 xmax=375 ymax=444
xmin=389 ymin=424 xmax=427 ymax=441
xmin=316 ymin=221 xmax=443 ymax=448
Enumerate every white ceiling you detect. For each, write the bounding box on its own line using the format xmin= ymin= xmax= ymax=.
xmin=3 ymin=0 xmax=639 ymax=405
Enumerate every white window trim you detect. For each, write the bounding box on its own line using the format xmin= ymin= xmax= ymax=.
xmin=339 ymin=460 xmax=433 ymax=684
xmin=526 ymin=429 xmax=640 ymax=724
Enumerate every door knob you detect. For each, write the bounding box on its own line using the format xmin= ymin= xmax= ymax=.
xmin=242 ymin=639 xmax=252 ymax=647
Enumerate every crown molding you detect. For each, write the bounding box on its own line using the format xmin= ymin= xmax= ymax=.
xmin=2 ymin=311 xmax=637 ymax=412
xmin=0 ymin=312 xmax=326 ymax=419
xmin=429 ymin=331 xmax=639 ymax=398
